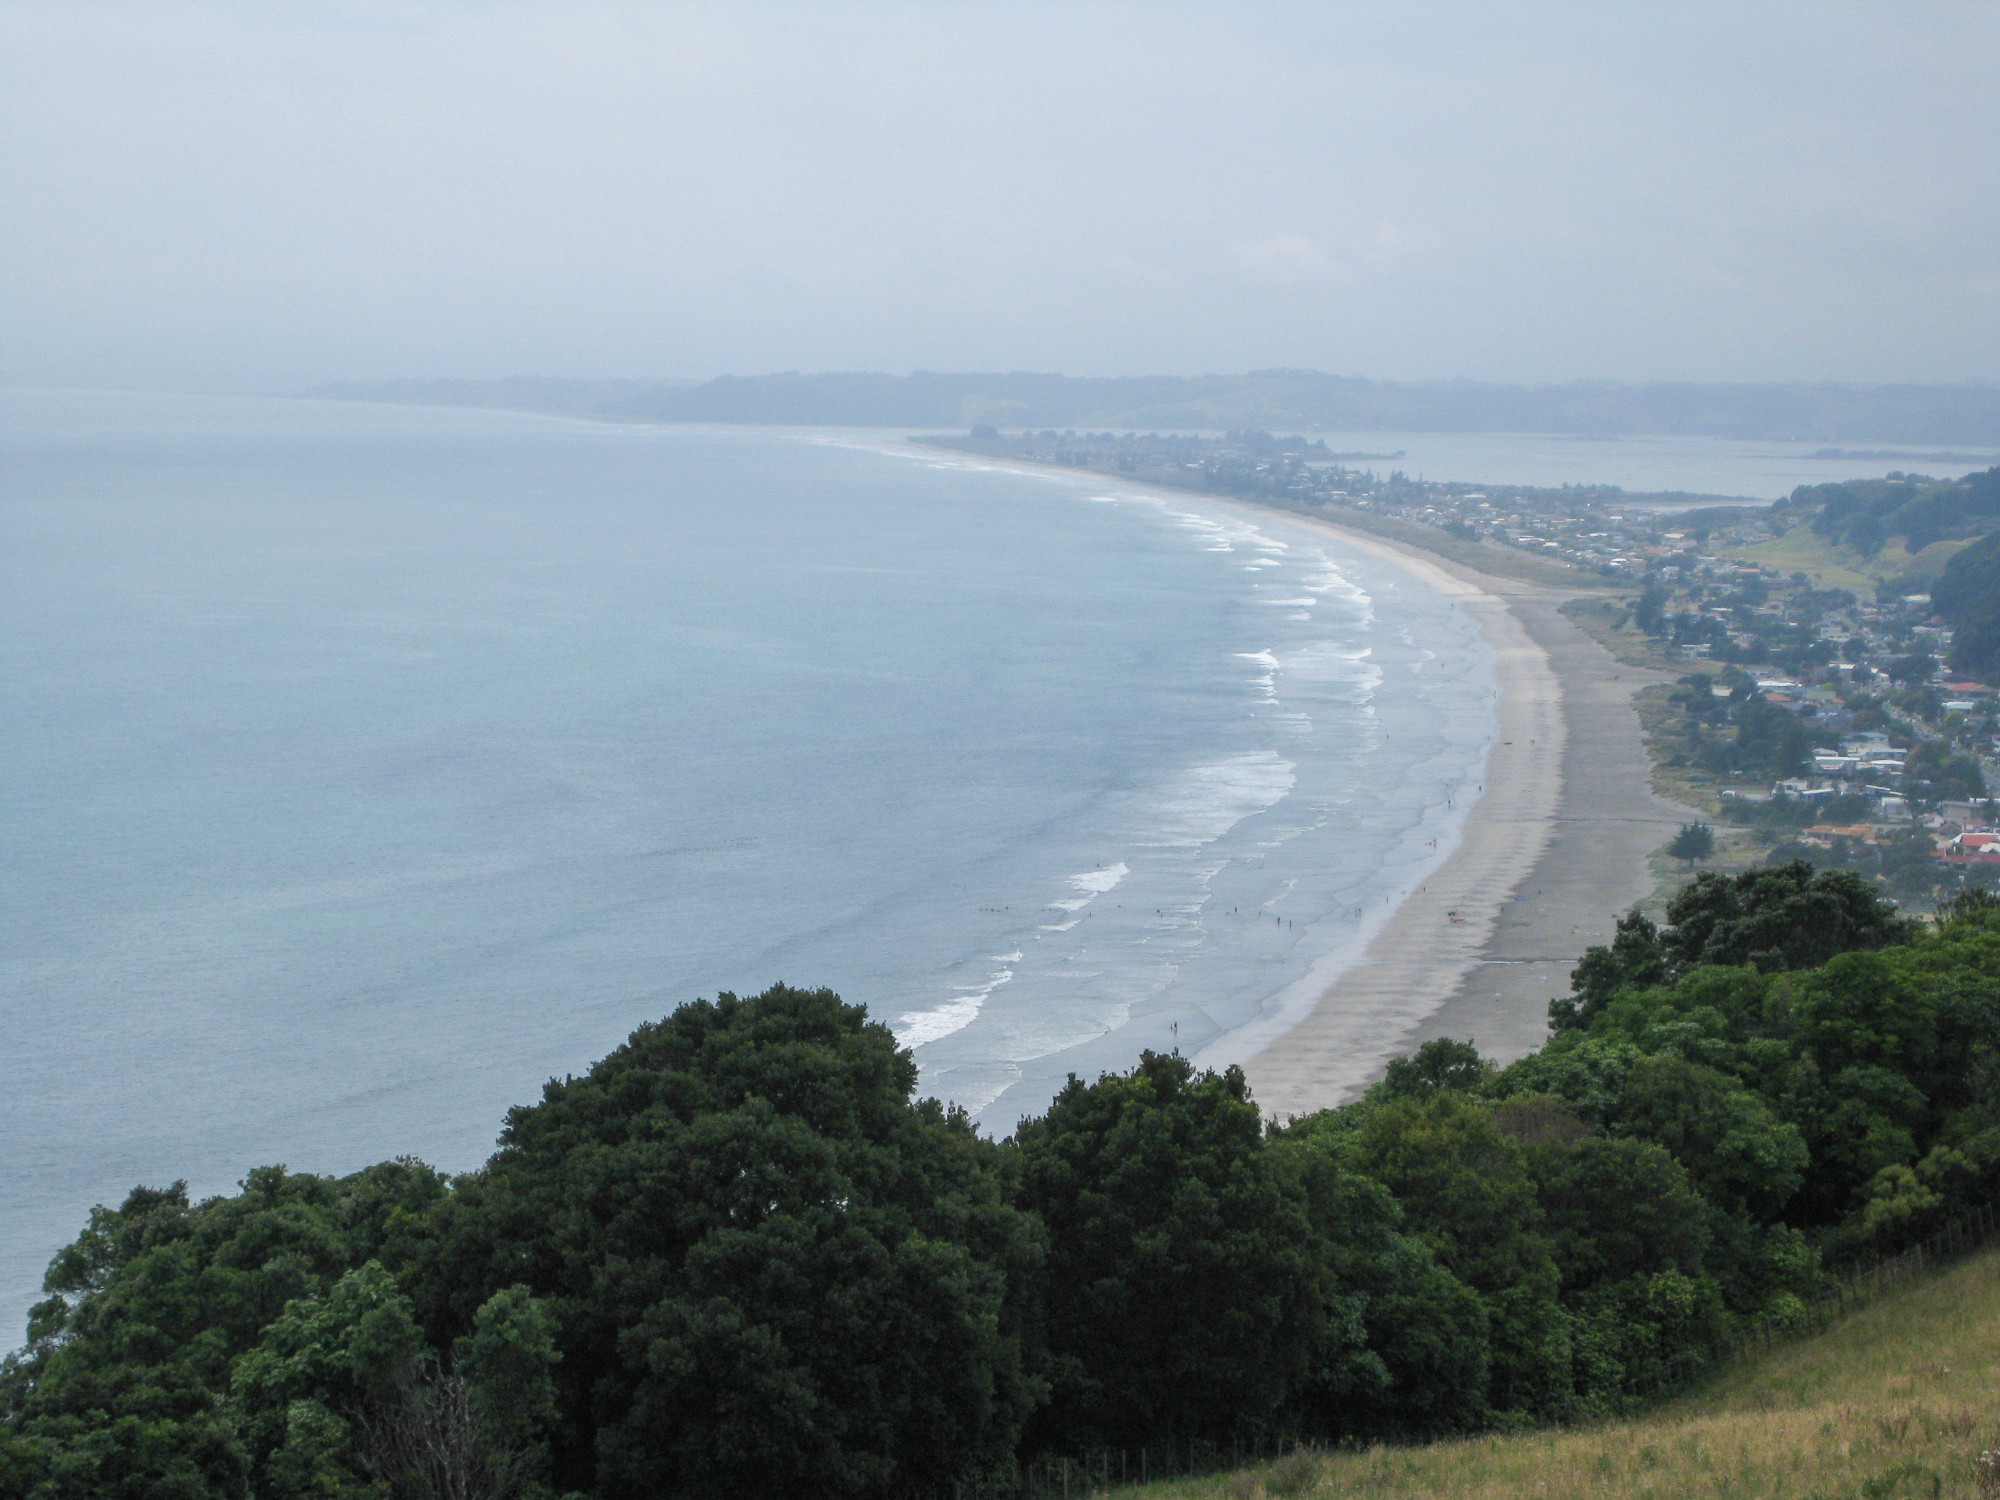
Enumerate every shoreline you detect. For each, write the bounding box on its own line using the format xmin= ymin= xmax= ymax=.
xmin=1234 ymin=506 xmax=1696 ymax=1115
xmin=892 ymin=440 xmax=1693 ymax=1112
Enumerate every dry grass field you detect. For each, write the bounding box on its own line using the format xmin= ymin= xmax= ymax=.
xmin=1103 ymin=1244 xmax=2000 ymax=1500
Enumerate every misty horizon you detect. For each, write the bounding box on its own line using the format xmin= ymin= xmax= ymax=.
xmin=5 ymin=2 xmax=1996 ymax=393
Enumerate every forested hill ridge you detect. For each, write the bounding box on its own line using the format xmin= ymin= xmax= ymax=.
xmin=5 ymin=876 xmax=1999 ymax=1500
xmin=308 ymin=371 xmax=2000 ymax=445
xmin=1785 ymin=464 xmax=2000 ymax=559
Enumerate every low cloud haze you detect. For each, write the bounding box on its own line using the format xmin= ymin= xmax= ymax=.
xmin=2 ymin=1 xmax=1996 ymax=390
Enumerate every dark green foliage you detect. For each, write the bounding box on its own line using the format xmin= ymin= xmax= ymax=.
xmin=1688 ymin=698 xmax=1813 ymax=779
xmin=1886 ymin=652 xmax=1937 ymax=686
xmin=432 ymin=983 xmax=1044 ymax=1500
xmin=1011 ymin=1053 xmax=1332 ymax=1451
xmin=1561 ymin=911 xmax=1671 ymax=1027
xmin=1669 ymin=823 xmax=1716 ymax=864
xmin=1666 ymin=674 xmax=1814 ymax=779
xmin=1932 ymin=528 xmax=2000 ymax=624
xmin=1264 ymin=1134 xmax=1491 ymax=1440
xmin=1722 ymin=792 xmax=1874 ymax=830
xmin=0 ymin=1162 xmax=451 ymax=1500
xmin=1903 ymin=739 xmax=1987 ymax=803
xmin=1803 ymin=467 xmax=2000 ymax=556
xmin=1769 ymin=828 xmax=1996 ymax=908
xmin=8 ymin=904 xmax=1999 ymax=1489
xmin=1557 ymin=862 xmax=1918 ymax=1028
xmin=1933 ymin=529 xmax=2000 ymax=681
xmin=1340 ymin=1093 xmax=1572 ymax=1422
xmin=1377 ymin=1038 xmax=1491 ymax=1101
xmin=1606 ymin=1056 xmax=1807 ymax=1221
xmin=1662 ymin=863 xmax=1920 ymax=971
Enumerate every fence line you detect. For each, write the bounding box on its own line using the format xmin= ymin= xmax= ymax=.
xmin=946 ymin=1431 xmax=1325 ymax=1500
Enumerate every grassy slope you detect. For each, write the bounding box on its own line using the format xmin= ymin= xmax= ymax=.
xmin=1725 ymin=523 xmax=1977 ymax=594
xmin=1107 ymin=1244 xmax=2000 ymax=1500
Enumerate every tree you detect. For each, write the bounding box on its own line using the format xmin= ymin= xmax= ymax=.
xmin=1010 ymin=1052 xmax=1329 ymax=1452
xmin=1662 ymin=862 xmax=1920 ymax=973
xmin=1633 ymin=586 xmax=1666 ymax=636
xmin=1555 ymin=863 xmax=1917 ymax=1029
xmin=1904 ymin=739 xmax=1987 ymax=803
xmin=1668 ymin=823 xmax=1716 ymax=865
xmin=0 ymin=1161 xmax=451 ymax=1500
xmin=1887 ymin=652 xmax=1938 ymax=686
xmin=1933 ymin=528 xmax=2000 ymax=682
xmin=1377 ymin=1038 xmax=1491 ymax=1100
xmin=1267 ymin=1129 xmax=1492 ymax=1440
xmin=1608 ymin=1056 xmax=1808 ymax=1222
xmin=436 ymin=984 xmax=1044 ymax=1500
xmin=1556 ymin=911 xmax=1668 ymax=1029
xmin=1342 ymin=1091 xmax=1575 ymax=1423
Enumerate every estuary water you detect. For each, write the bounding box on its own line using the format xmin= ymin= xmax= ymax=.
xmin=0 ymin=390 xmax=1496 ymax=1335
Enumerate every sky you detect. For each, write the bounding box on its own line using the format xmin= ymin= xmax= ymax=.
xmin=2 ymin=1 xmax=1996 ymax=391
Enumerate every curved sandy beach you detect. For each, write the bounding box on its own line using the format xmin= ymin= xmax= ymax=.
xmin=889 ymin=440 xmax=1693 ymax=1116
xmin=1234 ymin=511 xmax=1695 ymax=1118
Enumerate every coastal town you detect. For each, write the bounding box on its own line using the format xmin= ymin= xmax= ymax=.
xmin=927 ymin=427 xmax=2000 ymax=907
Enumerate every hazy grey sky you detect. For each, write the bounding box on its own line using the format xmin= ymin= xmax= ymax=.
xmin=3 ymin=1 xmax=1996 ymax=389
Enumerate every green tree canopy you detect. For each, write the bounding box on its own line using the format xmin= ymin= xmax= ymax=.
xmin=1559 ymin=862 xmax=1918 ymax=1027
xmin=430 ymin=983 xmax=1044 ymax=1500
xmin=1010 ymin=1052 xmax=1331 ymax=1452
xmin=1668 ymin=823 xmax=1717 ymax=864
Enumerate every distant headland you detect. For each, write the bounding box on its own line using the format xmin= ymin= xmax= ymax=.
xmin=306 ymin=370 xmax=2000 ymax=447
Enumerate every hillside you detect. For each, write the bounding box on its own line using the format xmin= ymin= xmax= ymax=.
xmin=1720 ymin=523 xmax=1975 ymax=595
xmin=1118 ymin=1240 xmax=2000 ymax=1500
xmin=8 ymin=900 xmax=1995 ymax=1497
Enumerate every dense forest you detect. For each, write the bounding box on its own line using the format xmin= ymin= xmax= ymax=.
xmin=4 ymin=877 xmax=1997 ymax=1500
xmin=310 ymin=373 xmax=2000 ymax=446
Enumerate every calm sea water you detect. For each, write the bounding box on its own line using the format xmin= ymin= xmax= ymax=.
xmin=1300 ymin=429 xmax=1998 ymax=500
xmin=0 ymin=390 xmax=1502 ymax=1335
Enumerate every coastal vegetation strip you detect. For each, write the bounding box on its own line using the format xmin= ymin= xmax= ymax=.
xmin=6 ymin=883 xmax=1997 ymax=1499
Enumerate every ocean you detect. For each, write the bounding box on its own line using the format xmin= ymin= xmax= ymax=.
xmin=0 ymin=390 xmax=1505 ymax=1334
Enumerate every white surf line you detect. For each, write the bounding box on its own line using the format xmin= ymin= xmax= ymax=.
xmin=1221 ymin=505 xmax=1563 ymax=1119
xmin=864 ymin=438 xmax=1562 ymax=1111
